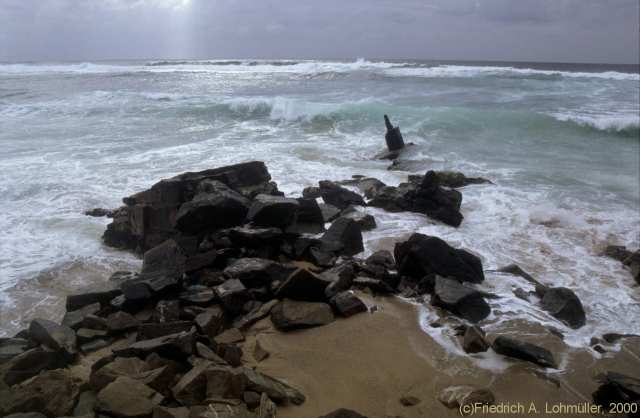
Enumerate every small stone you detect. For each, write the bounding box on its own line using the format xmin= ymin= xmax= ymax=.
xmin=400 ymin=395 xmax=421 ymax=406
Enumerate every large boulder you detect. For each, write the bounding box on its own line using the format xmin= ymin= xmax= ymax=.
xmin=288 ymin=198 xmax=325 ymax=234
xmin=276 ymin=268 xmax=331 ymax=302
xmin=492 ymin=336 xmax=557 ymax=368
xmin=66 ymin=288 xmax=122 ymax=311
xmin=271 ymin=299 xmax=335 ymax=331
xmin=431 ymin=277 xmax=490 ymax=323
xmin=540 ymin=287 xmax=586 ymax=329
xmin=247 ymin=194 xmax=299 ymax=229
xmin=318 ymin=181 xmax=365 ymax=210
xmin=171 ymin=360 xmax=212 ymax=406
xmin=320 ymin=217 xmax=364 ymax=257
xmin=214 ymin=279 xmax=251 ymax=314
xmin=330 ymin=292 xmax=367 ymax=317
xmin=223 ymin=258 xmax=285 ymax=288
xmin=61 ymin=302 xmax=101 ymax=330
xmin=462 ymin=326 xmax=490 ymax=354
xmin=394 ymin=234 xmax=484 ymax=283
xmin=114 ymin=330 xmax=196 ymax=360
xmin=28 ymin=319 xmax=77 ymax=360
xmin=96 ymin=376 xmax=162 ymax=418
xmin=237 ymin=367 xmax=305 ymax=405
xmin=3 ymin=347 xmax=68 ymax=386
xmin=592 ymin=372 xmax=640 ymax=415
xmin=0 ymin=338 xmax=32 ymax=365
xmin=103 ymin=161 xmax=274 ymax=252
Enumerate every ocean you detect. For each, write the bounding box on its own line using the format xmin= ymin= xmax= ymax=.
xmin=0 ymin=59 xmax=638 ymax=350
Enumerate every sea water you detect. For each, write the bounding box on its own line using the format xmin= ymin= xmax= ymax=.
xmin=0 ymin=59 xmax=638 ymax=346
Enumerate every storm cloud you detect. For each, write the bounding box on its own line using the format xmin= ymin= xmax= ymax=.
xmin=1 ymin=0 xmax=638 ymax=63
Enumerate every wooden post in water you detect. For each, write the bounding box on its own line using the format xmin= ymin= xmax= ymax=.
xmin=384 ymin=115 xmax=405 ymax=151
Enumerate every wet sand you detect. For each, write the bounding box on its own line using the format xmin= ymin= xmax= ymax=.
xmin=241 ymin=293 xmax=640 ymax=418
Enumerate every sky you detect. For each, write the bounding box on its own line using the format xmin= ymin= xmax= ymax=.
xmin=1 ymin=0 xmax=638 ymax=63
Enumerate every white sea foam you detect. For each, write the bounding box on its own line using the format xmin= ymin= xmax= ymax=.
xmin=551 ymin=112 xmax=640 ymax=132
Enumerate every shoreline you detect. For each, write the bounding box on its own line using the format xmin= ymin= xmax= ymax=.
xmin=1 ymin=157 xmax=639 ymax=418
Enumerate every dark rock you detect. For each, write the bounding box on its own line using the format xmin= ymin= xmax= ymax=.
xmin=66 ymin=289 xmax=122 ymax=311
xmin=257 ymin=392 xmax=277 ymax=418
xmin=337 ymin=177 xmax=386 ymax=199
xmin=318 ymin=409 xmax=368 ymax=418
xmin=352 ymin=277 xmax=396 ymax=294
xmin=61 ymin=302 xmax=101 ymax=330
xmin=216 ymin=344 xmax=243 ymax=367
xmin=0 ymin=369 xmax=81 ymax=417
xmin=429 ymin=171 xmax=492 ymax=188
xmin=171 ymin=360 xmax=211 ymax=406
xmin=496 ymin=264 xmax=545 ymax=288
xmin=288 ymin=198 xmax=325 ymax=234
xmin=271 ymin=299 xmax=335 ymax=331
xmin=462 ymin=326 xmax=490 ymax=354
xmin=400 ymin=395 xmax=421 ymax=406
xmin=73 ymin=390 xmax=98 ymax=416
xmin=321 ymin=263 xmax=356 ymax=298
xmin=253 ymin=338 xmax=270 ymax=362
xmin=90 ymin=356 xmax=151 ymax=391
xmin=540 ymin=287 xmax=586 ymax=329
xmin=320 ymin=217 xmax=364 ymax=256
xmin=214 ymin=328 xmax=245 ymax=345
xmin=276 ymin=268 xmax=331 ymax=302
xmin=175 ymin=181 xmax=250 ymax=234
xmin=318 ymin=181 xmax=365 ymax=210
xmin=3 ymin=347 xmax=68 ymax=386
xmin=238 ymin=367 xmax=305 ymax=405
xmin=85 ymin=207 xmax=114 ymax=217
xmin=76 ymin=328 xmax=109 ymax=343
xmin=0 ymin=338 xmax=32 ymax=365
xmin=319 ymin=203 xmax=341 ymax=223
xmin=184 ymin=250 xmax=218 ymax=273
xmin=153 ymin=406 xmax=190 ymax=418
xmin=395 ymin=234 xmax=484 ymax=283
xmin=624 ymin=250 xmax=640 ymax=285
xmin=215 ymin=279 xmax=251 ymax=314
xmin=194 ymin=306 xmax=226 ymax=340
xmin=330 ymin=292 xmax=367 ymax=317
xmin=114 ymin=330 xmax=196 ymax=360
xmin=138 ymin=321 xmax=194 ymax=341
xmin=204 ymin=366 xmax=246 ymax=400
xmin=592 ymin=371 xmax=640 ymax=415
xmin=438 ymin=385 xmax=495 ymax=409
xmin=155 ymin=300 xmax=181 ymax=323
xmin=492 ymin=336 xmax=557 ymax=368
xmin=342 ymin=210 xmax=376 ymax=231
xmin=195 ymin=342 xmax=228 ymax=366
xmin=384 ymin=114 xmax=405 ymax=152
xmin=96 ymin=376 xmax=162 ymax=418
xmin=179 ymin=285 xmax=216 ymax=306
xmin=106 ymin=311 xmax=140 ymax=334
xmin=244 ymin=391 xmax=262 ymax=409
xmin=224 ymin=258 xmax=285 ymax=288
xmin=302 ymin=186 xmax=321 ymax=199
xmin=28 ymin=319 xmax=77 ymax=360
xmin=247 ymin=194 xmax=299 ymax=229
xmin=233 ymin=299 xmax=278 ymax=331
xmin=431 ymin=277 xmax=490 ymax=323
xmin=603 ymin=245 xmax=633 ymax=263
xmin=228 ymin=226 xmax=283 ymax=248
xmin=80 ymin=338 xmax=112 ymax=353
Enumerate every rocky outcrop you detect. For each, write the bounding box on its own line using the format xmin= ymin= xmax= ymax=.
xmin=492 ymin=336 xmax=557 ymax=368
xmin=318 ymin=181 xmax=366 ymax=210
xmin=320 ymin=217 xmax=364 ymax=257
xmin=395 ymin=234 xmax=484 ymax=283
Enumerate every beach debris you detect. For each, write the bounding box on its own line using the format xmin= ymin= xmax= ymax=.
xmin=492 ymin=336 xmax=557 ymax=368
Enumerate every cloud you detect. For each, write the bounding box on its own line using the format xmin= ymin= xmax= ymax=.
xmin=0 ymin=0 xmax=638 ymax=63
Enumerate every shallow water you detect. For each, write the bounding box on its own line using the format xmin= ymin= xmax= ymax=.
xmin=0 ymin=59 xmax=638 ymax=343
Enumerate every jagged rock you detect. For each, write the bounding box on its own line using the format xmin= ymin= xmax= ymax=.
xmin=114 ymin=330 xmax=196 ymax=360
xmin=215 ymin=279 xmax=251 ymax=313
xmin=244 ymin=391 xmax=262 ymax=409
xmin=2 ymin=414 xmax=47 ymax=418
xmin=462 ymin=326 xmax=490 ymax=353
xmin=302 ymin=186 xmax=321 ymax=199
xmin=342 ymin=210 xmax=376 ymax=231
xmin=0 ymin=338 xmax=31 ymax=365
xmin=184 ymin=250 xmax=219 ymax=273
xmin=540 ymin=287 xmax=586 ymax=329
xmin=96 ymin=376 xmax=162 ymax=418
xmin=73 ymin=391 xmax=97 ymax=416
xmin=318 ymin=409 xmax=368 ymax=418
xmin=320 ymin=217 xmax=364 ymax=256
xmin=195 ymin=342 xmax=228 ymax=366
xmin=330 ymin=292 xmax=367 ymax=317
xmin=405 ymin=171 xmax=491 ymax=188
xmin=224 ymin=258 xmax=285 ymax=288
xmin=496 ymin=264 xmax=545 ymax=288
xmin=257 ymin=392 xmax=277 ymax=418
xmin=0 ymin=369 xmax=81 ymax=417
xmin=76 ymin=328 xmax=109 ymax=344
xmin=319 ymin=203 xmax=341 ymax=223
xmin=592 ymin=371 xmax=640 ymax=414
xmin=318 ymin=181 xmax=365 ymax=210
xmin=271 ymin=299 xmax=334 ymax=331
xmin=276 ymin=268 xmax=331 ymax=302
xmin=369 ymin=171 xmax=463 ymax=227
xmin=228 ymin=226 xmax=284 ymax=248
xmin=383 ymin=114 xmax=405 ymax=152
xmin=85 ymin=207 xmax=114 ymax=217
xmin=238 ymin=367 xmax=305 ymax=405
xmin=431 ymin=277 xmax=490 ymax=323
xmin=28 ymin=319 xmax=77 ymax=360
xmin=337 ymin=177 xmax=386 ymax=199
xmin=90 ymin=356 xmax=151 ymax=391
xmin=322 ymin=263 xmax=356 ymax=298
xmin=66 ymin=288 xmax=122 ymax=311
xmin=172 ymin=360 xmax=212 ymax=406
xmin=190 ymin=403 xmax=254 ymax=418
xmin=247 ymin=194 xmax=300 ymax=229
xmin=438 ymin=385 xmax=495 ymax=409
xmin=288 ymin=198 xmax=325 ymax=234
xmin=153 ymin=406 xmax=190 ymax=418
xmin=155 ymin=300 xmax=181 ymax=323
xmin=352 ymin=277 xmax=395 ymax=294
xmin=179 ymin=285 xmax=216 ymax=306
xmin=624 ymin=250 xmax=640 ymax=284
xmin=176 ymin=182 xmax=250 ymax=234
xmin=205 ymin=366 xmax=246 ymax=399
xmin=233 ymin=300 xmax=278 ymax=331
xmin=3 ymin=347 xmax=68 ymax=386
xmin=603 ymin=245 xmax=633 ymax=263
xmin=492 ymin=336 xmax=557 ymax=368
xmin=214 ymin=328 xmax=245 ymax=345
xmin=254 ymin=338 xmax=270 ymax=362
xmin=138 ymin=321 xmax=194 ymax=341
xmin=62 ymin=302 xmax=101 ymax=330
xmin=194 ymin=306 xmax=226 ymax=339
xmin=106 ymin=311 xmax=140 ymax=334
xmin=395 ymin=234 xmax=484 ymax=283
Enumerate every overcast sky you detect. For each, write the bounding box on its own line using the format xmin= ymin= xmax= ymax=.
xmin=1 ymin=0 xmax=638 ymax=63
